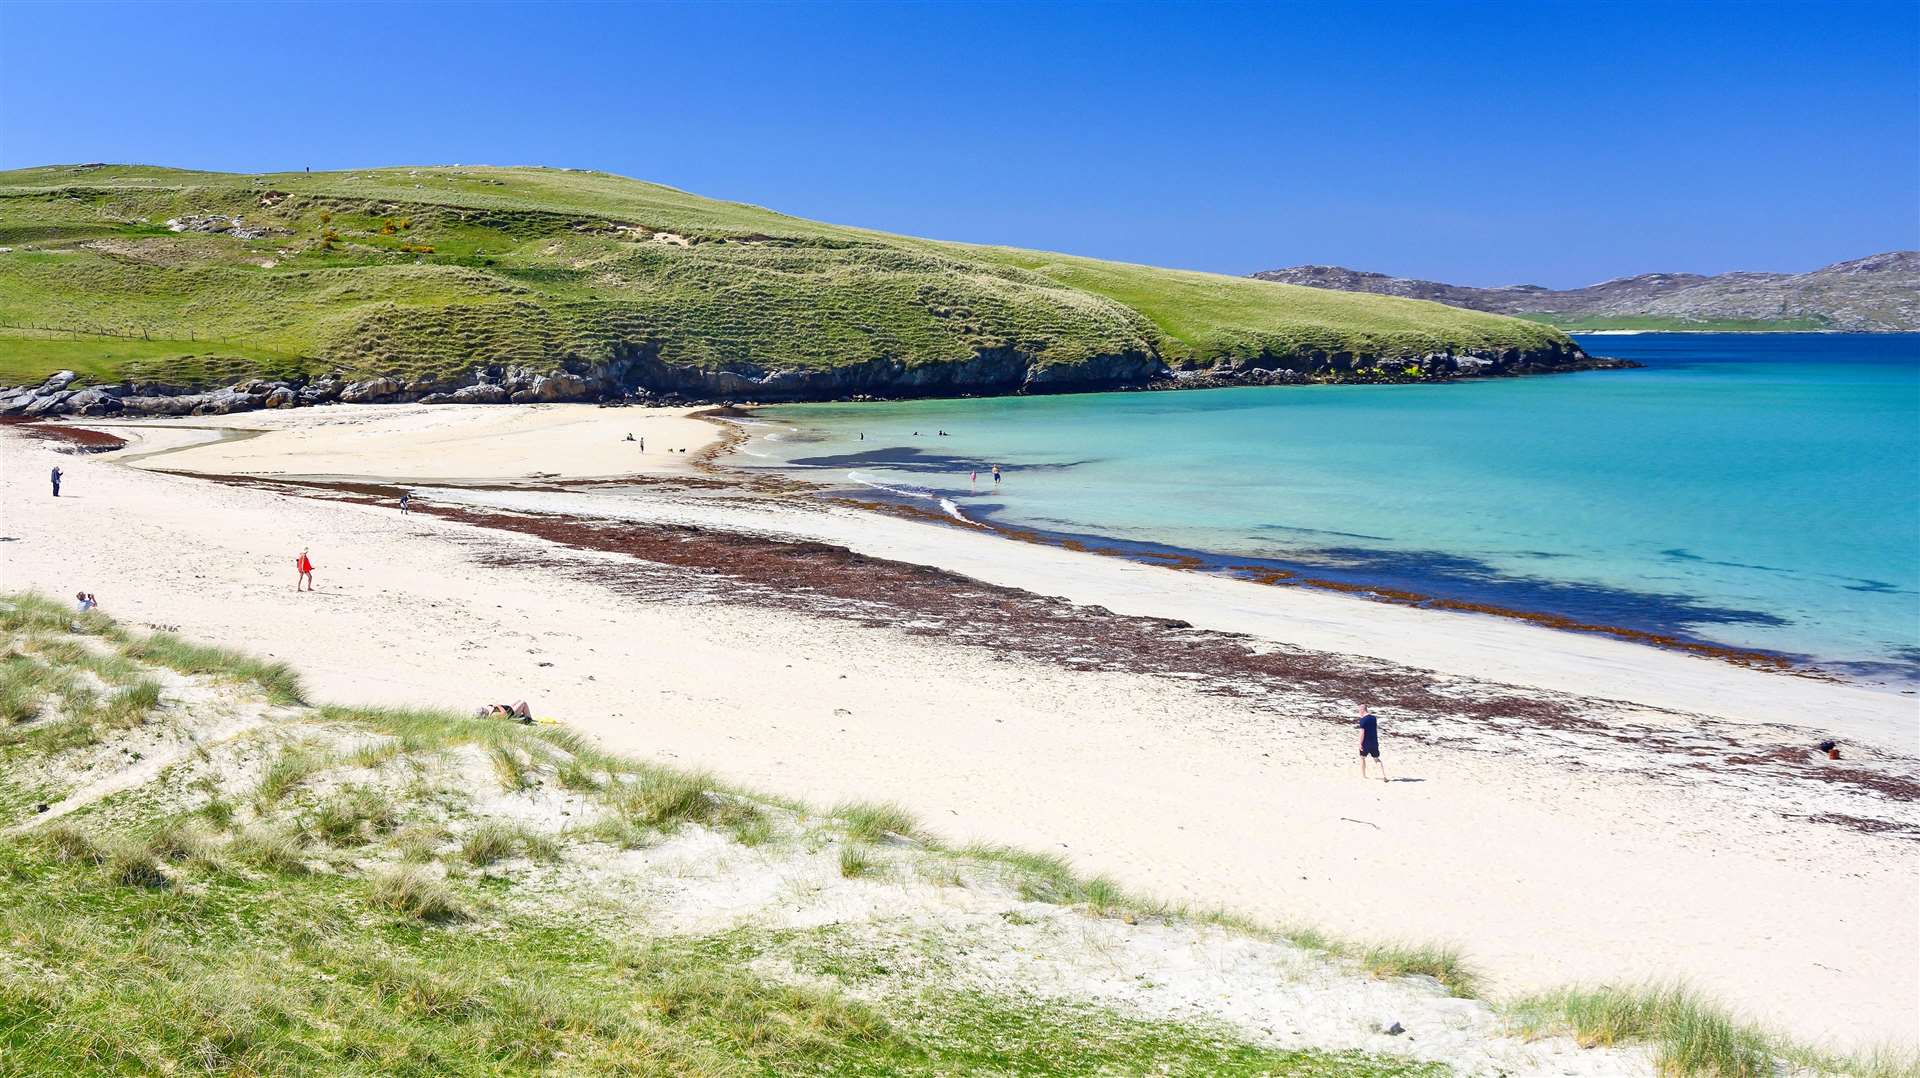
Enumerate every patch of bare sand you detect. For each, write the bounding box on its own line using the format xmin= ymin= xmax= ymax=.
xmin=88 ymin=401 xmax=719 ymax=482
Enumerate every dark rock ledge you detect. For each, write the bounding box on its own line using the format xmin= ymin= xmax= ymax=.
xmin=0 ymin=344 xmax=1632 ymax=419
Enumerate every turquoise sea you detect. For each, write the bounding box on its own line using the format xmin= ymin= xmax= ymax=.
xmin=748 ymin=334 xmax=1920 ymax=681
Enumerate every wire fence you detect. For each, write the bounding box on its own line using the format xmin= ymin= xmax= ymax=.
xmin=0 ymin=319 xmax=239 ymax=345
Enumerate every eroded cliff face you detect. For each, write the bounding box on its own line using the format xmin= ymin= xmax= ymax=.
xmin=0 ymin=339 xmax=1622 ymax=418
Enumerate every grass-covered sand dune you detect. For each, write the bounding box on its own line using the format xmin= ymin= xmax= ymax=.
xmin=1 ymin=591 xmax=1911 ymax=1076
xmin=0 ymin=163 xmax=1579 ymax=395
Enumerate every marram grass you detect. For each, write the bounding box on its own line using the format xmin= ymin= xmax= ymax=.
xmin=1508 ymin=983 xmax=1920 ymax=1078
xmin=0 ymin=592 xmax=1904 ymax=1076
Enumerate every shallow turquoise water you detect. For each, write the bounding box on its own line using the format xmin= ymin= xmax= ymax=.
xmin=751 ymin=334 xmax=1920 ymax=679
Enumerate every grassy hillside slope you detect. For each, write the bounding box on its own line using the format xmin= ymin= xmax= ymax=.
xmin=0 ymin=163 xmax=1575 ymax=393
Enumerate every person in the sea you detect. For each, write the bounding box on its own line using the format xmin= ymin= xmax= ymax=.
xmin=991 ymin=464 xmax=1001 ymax=485
xmin=295 ymin=549 xmax=315 ymax=591
xmin=476 ymin=701 xmax=534 ymax=724
xmin=1357 ymin=707 xmax=1385 ymax=780
xmin=50 ymin=466 xmax=61 ymax=497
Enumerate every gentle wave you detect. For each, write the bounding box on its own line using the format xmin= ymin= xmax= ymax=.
xmin=844 ymin=470 xmax=982 ymax=526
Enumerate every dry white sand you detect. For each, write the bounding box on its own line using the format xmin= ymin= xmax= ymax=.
xmin=101 ymin=401 xmax=719 ymax=480
xmin=4 ymin=404 xmax=1916 ymax=1052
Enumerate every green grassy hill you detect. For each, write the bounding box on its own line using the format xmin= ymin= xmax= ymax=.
xmin=0 ymin=163 xmax=1582 ymax=396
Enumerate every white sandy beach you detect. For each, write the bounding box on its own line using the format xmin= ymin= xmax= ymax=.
xmin=3 ymin=403 xmax=1915 ymax=1052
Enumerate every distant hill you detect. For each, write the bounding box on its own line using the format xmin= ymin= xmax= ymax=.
xmin=1251 ymin=252 xmax=1920 ymax=332
xmin=0 ymin=164 xmax=1595 ymax=410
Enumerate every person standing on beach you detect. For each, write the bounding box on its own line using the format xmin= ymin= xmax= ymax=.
xmin=1357 ymin=707 xmax=1385 ymax=781
xmin=295 ymin=549 xmax=315 ymax=591
xmin=50 ymin=466 xmax=61 ymax=497
xmin=399 ymin=492 xmax=411 ymax=514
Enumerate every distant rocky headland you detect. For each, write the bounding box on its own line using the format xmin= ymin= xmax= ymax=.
xmin=0 ymin=164 xmax=1619 ymax=417
xmin=1252 ymin=251 xmax=1919 ymax=332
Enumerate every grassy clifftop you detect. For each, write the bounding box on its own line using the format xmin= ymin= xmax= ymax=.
xmin=0 ymin=163 xmax=1577 ymax=393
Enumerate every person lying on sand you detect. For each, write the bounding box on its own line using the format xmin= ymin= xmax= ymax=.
xmin=476 ymin=701 xmax=534 ymax=724
xmin=1357 ymin=707 xmax=1386 ymax=781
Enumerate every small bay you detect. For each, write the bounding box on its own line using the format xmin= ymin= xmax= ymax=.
xmin=750 ymin=333 xmax=1920 ymax=681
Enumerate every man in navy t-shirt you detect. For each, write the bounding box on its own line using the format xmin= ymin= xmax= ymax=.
xmin=1357 ymin=708 xmax=1385 ymax=781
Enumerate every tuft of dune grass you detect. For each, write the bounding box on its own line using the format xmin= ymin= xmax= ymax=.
xmin=121 ymin=631 xmax=304 ymax=706
xmin=1508 ymin=983 xmax=1775 ymax=1077
xmin=598 ymin=765 xmax=766 ymax=835
xmin=104 ymin=679 xmax=162 ymax=722
xmin=623 ymin=947 xmax=891 ymax=1061
xmin=252 ymin=744 xmax=327 ymax=809
xmin=0 ymin=652 xmax=53 ymax=724
xmin=955 ymin=843 xmax=1173 ymax=923
xmin=838 ymin=843 xmax=878 ymax=879
xmin=371 ymin=866 xmax=467 ymax=922
xmin=307 ymin=786 xmax=400 ymax=847
xmin=43 ymin=824 xmax=172 ymax=888
xmin=393 ymin=822 xmax=451 ymax=863
xmin=41 ymin=821 xmax=108 ymax=864
xmin=229 ymin=824 xmax=311 ymax=875
xmin=1355 ymin=943 xmax=1480 ymax=999
xmin=459 ymin=821 xmax=560 ymax=867
xmin=101 ymin=842 xmax=170 ymax=889
xmin=832 ymin=800 xmax=921 ymax=844
xmin=345 ymin=738 xmax=403 ymax=770
xmin=144 ymin=819 xmax=225 ymax=869
xmin=489 ymin=743 xmax=534 ymax=791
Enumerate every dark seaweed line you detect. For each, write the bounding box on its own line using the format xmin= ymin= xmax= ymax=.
xmin=170 ymin=468 xmax=1920 ymax=835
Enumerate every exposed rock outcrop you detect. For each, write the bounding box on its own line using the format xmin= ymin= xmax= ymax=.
xmin=0 ymin=338 xmax=1623 ymax=420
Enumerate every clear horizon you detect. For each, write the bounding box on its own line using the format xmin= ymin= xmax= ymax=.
xmin=2 ymin=0 xmax=1915 ymax=289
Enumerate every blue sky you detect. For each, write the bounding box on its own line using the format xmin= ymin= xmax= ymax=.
xmin=2 ymin=1 xmax=1914 ymax=287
